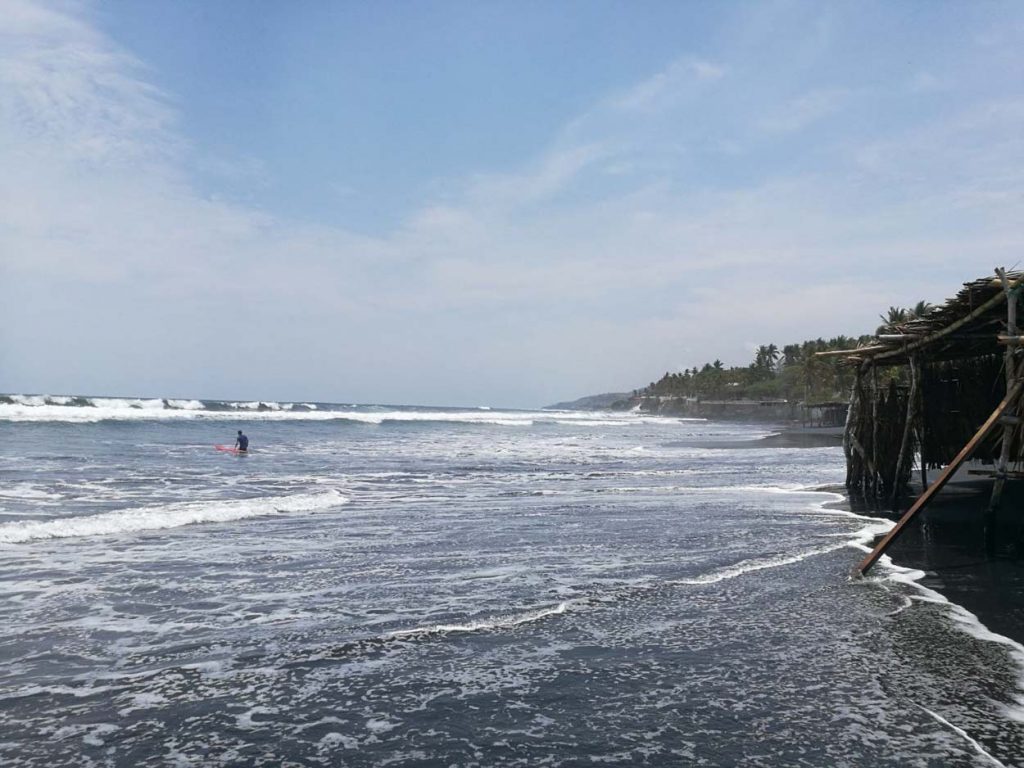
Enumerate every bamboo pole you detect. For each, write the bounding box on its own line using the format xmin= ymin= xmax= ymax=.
xmin=891 ymin=355 xmax=918 ymax=509
xmin=850 ymin=372 xmax=877 ymax=489
xmin=843 ymin=372 xmax=858 ymax=485
xmin=867 ymin=284 xmax=1016 ymax=363
xmin=816 ymin=346 xmax=889 ymax=358
xmin=823 ymin=279 xmax=1020 ymax=363
xmin=918 ymin=359 xmax=928 ymax=490
xmin=871 ymin=367 xmax=880 ymax=496
xmin=857 ymin=376 xmax=1024 ymax=575
xmin=989 ymin=269 xmax=1021 ymax=513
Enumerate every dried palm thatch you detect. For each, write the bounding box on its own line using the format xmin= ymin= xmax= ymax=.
xmin=821 ymin=269 xmax=1024 ymax=574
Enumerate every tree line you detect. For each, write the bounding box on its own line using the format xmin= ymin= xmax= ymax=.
xmin=636 ymin=303 xmax=935 ymax=403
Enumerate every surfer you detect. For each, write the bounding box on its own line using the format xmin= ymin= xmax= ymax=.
xmin=234 ymin=430 xmax=249 ymax=453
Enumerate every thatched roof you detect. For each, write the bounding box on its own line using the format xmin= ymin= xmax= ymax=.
xmin=821 ymin=270 xmax=1023 ymax=367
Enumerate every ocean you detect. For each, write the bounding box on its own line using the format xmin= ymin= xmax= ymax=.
xmin=2 ymin=395 xmax=1024 ymax=766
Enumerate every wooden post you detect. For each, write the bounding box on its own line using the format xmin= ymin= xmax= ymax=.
xmin=891 ymin=355 xmax=918 ymax=509
xmin=849 ymin=370 xmax=878 ymax=492
xmin=858 ymin=377 xmax=1024 ymax=575
xmin=871 ymin=366 xmax=880 ymax=496
xmin=917 ymin=359 xmax=928 ymax=490
xmin=989 ymin=269 xmax=1021 ymax=513
xmin=843 ymin=371 xmax=860 ymax=486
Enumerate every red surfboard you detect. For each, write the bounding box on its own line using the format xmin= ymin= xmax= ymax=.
xmin=215 ymin=444 xmax=242 ymax=454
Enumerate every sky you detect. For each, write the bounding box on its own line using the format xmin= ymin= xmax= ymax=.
xmin=2 ymin=0 xmax=1024 ymax=408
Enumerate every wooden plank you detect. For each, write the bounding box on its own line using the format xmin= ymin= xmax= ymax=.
xmin=857 ymin=377 xmax=1024 ymax=575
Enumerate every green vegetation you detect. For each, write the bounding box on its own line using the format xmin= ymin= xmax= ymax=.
xmin=632 ymin=303 xmax=937 ymax=405
xmin=637 ymin=336 xmax=875 ymax=403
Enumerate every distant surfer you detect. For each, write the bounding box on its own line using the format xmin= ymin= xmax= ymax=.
xmin=234 ymin=430 xmax=249 ymax=453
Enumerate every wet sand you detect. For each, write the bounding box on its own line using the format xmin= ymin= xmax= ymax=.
xmin=840 ymin=482 xmax=1024 ymax=644
xmin=667 ymin=426 xmax=844 ymax=450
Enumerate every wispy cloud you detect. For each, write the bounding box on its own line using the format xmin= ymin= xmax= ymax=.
xmin=758 ymin=88 xmax=848 ymax=134
xmin=611 ymin=57 xmax=725 ymax=113
xmin=3 ymin=1 xmax=1024 ymax=405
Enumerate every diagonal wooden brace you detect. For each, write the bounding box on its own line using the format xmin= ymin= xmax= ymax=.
xmin=857 ymin=377 xmax=1024 ymax=575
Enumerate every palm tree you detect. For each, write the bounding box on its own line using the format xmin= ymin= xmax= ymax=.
xmin=782 ymin=344 xmax=801 ymax=367
xmin=876 ymin=306 xmax=909 ymax=334
xmin=910 ymin=300 xmax=934 ymax=319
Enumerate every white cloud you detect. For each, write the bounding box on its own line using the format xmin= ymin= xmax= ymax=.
xmin=610 ymin=57 xmax=726 ymax=113
xmin=908 ymin=71 xmax=946 ymax=94
xmin=758 ymin=88 xmax=848 ymax=134
xmin=3 ymin=1 xmax=1024 ymax=406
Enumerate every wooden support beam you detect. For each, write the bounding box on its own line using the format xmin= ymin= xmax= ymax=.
xmin=871 ymin=367 xmax=880 ymax=496
xmin=857 ymin=376 xmax=1024 ymax=575
xmin=842 ymin=379 xmax=857 ymax=466
xmin=815 ymin=346 xmax=889 ymax=358
xmin=917 ymin=357 xmax=928 ymax=489
xmin=891 ymin=355 xmax=918 ymax=509
xmin=989 ymin=268 xmax=1021 ymax=514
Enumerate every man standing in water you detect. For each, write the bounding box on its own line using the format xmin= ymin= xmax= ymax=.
xmin=234 ymin=430 xmax=249 ymax=453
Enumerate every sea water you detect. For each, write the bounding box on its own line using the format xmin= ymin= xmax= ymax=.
xmin=2 ymin=396 xmax=1024 ymax=766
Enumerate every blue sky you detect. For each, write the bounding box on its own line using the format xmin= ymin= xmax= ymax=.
xmin=2 ymin=0 xmax=1024 ymax=407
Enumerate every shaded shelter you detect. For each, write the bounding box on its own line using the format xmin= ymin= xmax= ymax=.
xmin=817 ymin=269 xmax=1024 ymax=574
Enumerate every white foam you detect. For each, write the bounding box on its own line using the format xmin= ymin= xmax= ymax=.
xmin=671 ymin=544 xmax=845 ymax=586
xmin=0 ymin=404 xmax=526 ymax=426
xmin=388 ymin=602 xmax=568 ymax=639
xmin=0 ymin=484 xmax=63 ymax=501
xmin=0 ymin=394 xmax=701 ymax=427
xmin=557 ymin=419 xmax=629 ymax=427
xmin=917 ymin=705 xmax=1008 ymax=767
xmin=88 ymin=397 xmax=164 ymax=409
xmin=165 ymin=399 xmax=204 ymax=410
xmin=0 ymin=490 xmax=349 ymax=544
xmin=230 ymin=400 xmax=283 ymax=410
xmin=10 ymin=394 xmax=48 ymax=406
xmin=855 ymin=516 xmax=1024 ymax=728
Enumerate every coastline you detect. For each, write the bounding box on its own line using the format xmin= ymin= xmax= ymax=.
xmin=722 ymin=427 xmax=1024 ymax=647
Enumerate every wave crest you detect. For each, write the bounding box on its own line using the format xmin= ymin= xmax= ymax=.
xmin=0 ymin=490 xmax=349 ymax=544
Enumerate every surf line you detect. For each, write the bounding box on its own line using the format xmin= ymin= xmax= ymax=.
xmin=0 ymin=491 xmax=349 ymax=544
xmin=388 ymin=602 xmax=569 ymax=640
xmin=668 ymin=543 xmax=848 ymax=587
xmin=916 ymin=704 xmax=1008 ymax=768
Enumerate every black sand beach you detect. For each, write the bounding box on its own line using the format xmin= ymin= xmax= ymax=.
xmin=700 ymin=427 xmax=1024 ymax=646
xmin=846 ymin=482 xmax=1024 ymax=645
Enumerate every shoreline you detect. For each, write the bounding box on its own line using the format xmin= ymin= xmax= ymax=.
xmin=666 ymin=425 xmax=844 ymax=450
xmin=821 ymin=479 xmax=1024 ymax=646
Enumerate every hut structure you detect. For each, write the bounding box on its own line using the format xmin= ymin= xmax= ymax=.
xmin=818 ymin=269 xmax=1024 ymax=574
xmin=801 ymin=401 xmax=848 ymax=428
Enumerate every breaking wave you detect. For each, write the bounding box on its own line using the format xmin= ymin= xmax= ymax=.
xmin=0 ymin=490 xmax=349 ymax=544
xmin=0 ymin=393 xmax=682 ymax=427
